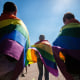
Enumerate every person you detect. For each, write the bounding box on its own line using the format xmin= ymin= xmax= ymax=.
xmin=0 ymin=2 xmax=30 ymax=80
xmin=63 ymin=12 xmax=80 ymax=80
xmin=53 ymin=12 xmax=80 ymax=80
xmin=21 ymin=64 xmax=30 ymax=77
xmin=21 ymin=66 xmax=27 ymax=77
xmin=35 ymin=35 xmax=49 ymax=80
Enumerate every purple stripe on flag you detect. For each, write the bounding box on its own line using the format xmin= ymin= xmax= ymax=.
xmin=45 ymin=63 xmax=58 ymax=76
xmin=52 ymin=46 xmax=74 ymax=80
xmin=62 ymin=49 xmax=80 ymax=61
xmin=0 ymin=39 xmax=24 ymax=60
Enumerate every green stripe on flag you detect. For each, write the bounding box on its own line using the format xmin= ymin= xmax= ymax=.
xmin=37 ymin=48 xmax=56 ymax=63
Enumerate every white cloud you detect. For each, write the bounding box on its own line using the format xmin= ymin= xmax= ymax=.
xmin=53 ymin=0 xmax=76 ymax=14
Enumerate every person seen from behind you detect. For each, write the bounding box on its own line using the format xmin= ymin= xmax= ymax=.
xmin=0 ymin=2 xmax=30 ymax=80
xmin=35 ymin=35 xmax=49 ymax=80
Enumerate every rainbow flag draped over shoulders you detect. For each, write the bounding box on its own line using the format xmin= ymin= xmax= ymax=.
xmin=0 ymin=14 xmax=30 ymax=65
xmin=26 ymin=40 xmax=58 ymax=76
xmin=53 ymin=23 xmax=80 ymax=60
xmin=0 ymin=14 xmax=30 ymax=80
xmin=52 ymin=22 xmax=80 ymax=80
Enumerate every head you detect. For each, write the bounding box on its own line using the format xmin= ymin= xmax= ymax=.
xmin=3 ymin=2 xmax=17 ymax=16
xmin=39 ymin=35 xmax=45 ymax=41
xmin=63 ymin=12 xmax=75 ymax=25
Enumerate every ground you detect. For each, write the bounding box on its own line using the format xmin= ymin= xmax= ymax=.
xmin=19 ymin=63 xmax=65 ymax=80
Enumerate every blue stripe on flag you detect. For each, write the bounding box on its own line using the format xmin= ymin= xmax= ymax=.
xmin=53 ymin=36 xmax=80 ymax=49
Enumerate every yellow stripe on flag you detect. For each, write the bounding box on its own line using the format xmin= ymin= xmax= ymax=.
xmin=32 ymin=44 xmax=53 ymax=55
xmin=0 ymin=19 xmax=28 ymax=34
xmin=27 ymin=49 xmax=32 ymax=61
xmin=27 ymin=48 xmax=37 ymax=64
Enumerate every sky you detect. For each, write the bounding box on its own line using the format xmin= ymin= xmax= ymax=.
xmin=0 ymin=0 xmax=80 ymax=45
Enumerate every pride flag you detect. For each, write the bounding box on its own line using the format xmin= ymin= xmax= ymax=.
xmin=52 ymin=23 xmax=80 ymax=80
xmin=0 ymin=14 xmax=30 ymax=80
xmin=26 ymin=47 xmax=37 ymax=65
xmin=0 ymin=17 xmax=30 ymax=63
xmin=26 ymin=40 xmax=58 ymax=76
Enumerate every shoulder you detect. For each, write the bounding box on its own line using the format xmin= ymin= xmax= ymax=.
xmin=60 ymin=23 xmax=80 ymax=31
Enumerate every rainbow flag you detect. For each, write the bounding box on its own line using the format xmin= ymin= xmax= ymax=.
xmin=0 ymin=17 xmax=30 ymax=63
xmin=52 ymin=23 xmax=80 ymax=80
xmin=26 ymin=40 xmax=58 ymax=76
xmin=0 ymin=14 xmax=30 ymax=80
xmin=26 ymin=47 xmax=37 ymax=65
xmin=53 ymin=23 xmax=80 ymax=61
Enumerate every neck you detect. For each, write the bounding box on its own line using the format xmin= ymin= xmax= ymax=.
xmin=2 ymin=12 xmax=16 ymax=16
xmin=67 ymin=19 xmax=79 ymax=24
xmin=0 ymin=12 xmax=19 ymax=21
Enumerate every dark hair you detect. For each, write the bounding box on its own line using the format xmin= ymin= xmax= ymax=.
xmin=63 ymin=12 xmax=75 ymax=22
xmin=39 ymin=35 xmax=45 ymax=40
xmin=3 ymin=2 xmax=17 ymax=13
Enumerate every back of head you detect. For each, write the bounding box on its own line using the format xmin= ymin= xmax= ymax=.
xmin=63 ymin=12 xmax=75 ymax=23
xmin=39 ymin=35 xmax=45 ymax=41
xmin=3 ymin=2 xmax=17 ymax=13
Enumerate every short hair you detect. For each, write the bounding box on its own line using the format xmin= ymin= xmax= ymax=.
xmin=63 ymin=12 xmax=75 ymax=22
xmin=3 ymin=2 xmax=17 ymax=13
xmin=39 ymin=35 xmax=45 ymax=41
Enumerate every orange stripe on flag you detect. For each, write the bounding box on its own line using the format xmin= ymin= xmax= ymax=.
xmin=31 ymin=49 xmax=37 ymax=62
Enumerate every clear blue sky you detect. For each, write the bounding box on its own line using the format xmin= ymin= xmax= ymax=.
xmin=0 ymin=0 xmax=80 ymax=45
